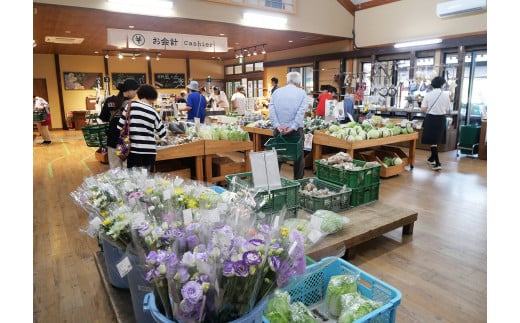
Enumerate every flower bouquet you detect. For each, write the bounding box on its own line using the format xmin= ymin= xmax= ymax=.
xmin=72 ymin=168 xmax=311 ymax=322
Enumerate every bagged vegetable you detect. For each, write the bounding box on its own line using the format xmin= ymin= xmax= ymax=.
xmin=264 ymin=290 xmax=292 ymax=322
xmin=338 ymin=293 xmax=382 ymax=323
xmin=290 ymin=301 xmax=318 ymax=323
xmin=312 ymin=210 xmax=350 ymax=234
xmin=325 ymin=274 xmax=359 ymax=317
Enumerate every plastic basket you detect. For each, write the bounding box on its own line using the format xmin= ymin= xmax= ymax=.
xmin=296 ymin=177 xmax=352 ymax=212
xmin=144 ymin=292 xmax=268 ymax=323
xmin=225 ymin=172 xmax=300 ymax=213
xmin=315 ymin=159 xmax=381 ymax=189
xmin=33 ymin=110 xmax=47 ymax=122
xmin=349 ymin=182 xmax=380 ymax=207
xmin=263 ymin=257 xmax=401 ymax=323
xmin=81 ymin=123 xmax=109 ymax=147
xmin=264 ymin=133 xmax=302 ymax=162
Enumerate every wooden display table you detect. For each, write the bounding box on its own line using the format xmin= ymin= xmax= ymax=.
xmin=241 ymin=126 xmax=273 ymax=151
xmin=306 ymin=200 xmax=418 ymax=260
xmin=155 ymin=140 xmax=205 ymax=181
xmin=312 ymin=130 xmax=419 ymax=171
xmin=204 ymin=140 xmax=253 ymax=184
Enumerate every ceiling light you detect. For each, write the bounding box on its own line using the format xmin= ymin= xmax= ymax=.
xmin=33 ymin=40 xmax=37 ymax=48
xmin=145 ymin=54 xmax=150 ymax=60
xmin=394 ymin=38 xmax=442 ymax=48
xmin=253 ymin=47 xmax=257 ymax=55
xmin=105 ymin=53 xmax=109 ymax=59
xmin=107 ymin=0 xmax=173 ymax=9
xmin=45 ymin=36 xmax=84 ymax=44
xmin=118 ymin=53 xmax=123 ymax=59
xmin=261 ymin=45 xmax=266 ymax=54
xmin=156 ymin=53 xmax=160 ymax=61
xmin=132 ymin=53 xmax=136 ymax=60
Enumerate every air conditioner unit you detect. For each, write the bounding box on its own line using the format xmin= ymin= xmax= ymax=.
xmin=436 ymin=0 xmax=486 ymax=18
xmin=45 ymin=36 xmax=84 ymax=44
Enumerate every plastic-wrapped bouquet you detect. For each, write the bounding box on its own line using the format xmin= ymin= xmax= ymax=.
xmin=133 ymin=190 xmax=308 ymax=322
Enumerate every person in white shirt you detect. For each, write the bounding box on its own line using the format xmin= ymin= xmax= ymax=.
xmin=230 ymin=85 xmax=247 ymax=116
xmin=421 ymin=76 xmax=451 ymax=171
xmin=33 ymin=95 xmax=52 ymax=144
xmin=210 ymin=87 xmax=229 ymax=113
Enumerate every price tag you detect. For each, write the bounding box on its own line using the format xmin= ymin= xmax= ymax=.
xmin=116 ymin=256 xmax=132 ymax=278
xmin=307 ymin=229 xmax=323 ymax=244
xmin=310 ymin=215 xmax=323 ymax=230
xmin=183 ymin=209 xmax=193 ymax=224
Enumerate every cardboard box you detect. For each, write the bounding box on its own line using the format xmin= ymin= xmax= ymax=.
xmin=380 ymin=145 xmax=409 ymax=166
xmin=95 ymin=148 xmax=108 ymax=164
xmin=161 ymin=168 xmax=192 ymax=180
xmin=357 ymin=150 xmax=404 ymax=178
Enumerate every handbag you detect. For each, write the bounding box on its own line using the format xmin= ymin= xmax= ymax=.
xmin=115 ymin=102 xmax=131 ymax=161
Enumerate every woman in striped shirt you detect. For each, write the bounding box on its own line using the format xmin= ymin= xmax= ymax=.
xmin=118 ymin=84 xmax=167 ymax=172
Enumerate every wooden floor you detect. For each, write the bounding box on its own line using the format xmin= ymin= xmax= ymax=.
xmin=33 ymin=129 xmax=487 ymax=323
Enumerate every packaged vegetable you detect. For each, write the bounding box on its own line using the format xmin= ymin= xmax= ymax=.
xmin=325 ymin=274 xmax=359 ymax=317
xmin=312 ymin=210 xmax=350 ymax=234
xmin=337 ymin=293 xmax=382 ymax=323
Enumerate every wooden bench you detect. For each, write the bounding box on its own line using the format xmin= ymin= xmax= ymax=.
xmin=306 ymin=200 xmax=418 ymax=260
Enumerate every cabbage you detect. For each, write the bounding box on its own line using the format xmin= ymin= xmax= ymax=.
xmin=393 ymin=157 xmax=403 ymax=165
xmin=325 ymin=274 xmax=358 ymax=317
xmin=346 ymin=121 xmax=358 ymax=128
xmin=329 ymin=124 xmax=341 ymax=132
xmin=367 ymin=129 xmax=380 ymax=139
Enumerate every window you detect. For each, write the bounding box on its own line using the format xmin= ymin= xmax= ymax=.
xmin=205 ymin=0 xmax=295 ymax=13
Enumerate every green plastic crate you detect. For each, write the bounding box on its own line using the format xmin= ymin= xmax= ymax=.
xmin=264 ymin=134 xmax=302 ymax=162
xmin=315 ymin=159 xmax=381 ymax=189
xmin=225 ymin=172 xmax=300 ymax=213
xmin=349 ymin=182 xmax=380 ymax=207
xmin=296 ymin=177 xmax=352 ymax=212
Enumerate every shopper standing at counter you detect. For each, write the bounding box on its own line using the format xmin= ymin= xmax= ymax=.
xmin=118 ymin=84 xmax=167 ymax=173
xmin=210 ymin=86 xmax=229 ymax=113
xmin=421 ymin=76 xmax=450 ymax=171
xmin=180 ymin=80 xmax=206 ymax=123
xmin=230 ymin=85 xmax=247 ymax=116
xmin=99 ymin=78 xmax=139 ymax=169
xmin=269 ymin=71 xmax=307 ymax=180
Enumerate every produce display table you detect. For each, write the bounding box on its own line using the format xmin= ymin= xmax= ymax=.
xmin=155 ymin=140 xmax=205 ymax=181
xmin=241 ymin=126 xmax=273 ymax=151
xmin=203 ymin=140 xmax=253 ymax=184
xmin=312 ymin=130 xmax=419 ymax=171
xmin=306 ymin=200 xmax=418 ymax=260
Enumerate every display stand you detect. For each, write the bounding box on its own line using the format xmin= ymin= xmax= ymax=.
xmin=155 ymin=140 xmax=205 ymax=181
xmin=312 ymin=130 xmax=418 ymax=171
xmin=203 ymin=140 xmax=253 ymax=184
xmin=306 ymin=200 xmax=418 ymax=260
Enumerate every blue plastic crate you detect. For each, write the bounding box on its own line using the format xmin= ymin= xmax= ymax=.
xmin=143 ymin=292 xmax=267 ymax=323
xmin=263 ymin=257 xmax=401 ymax=323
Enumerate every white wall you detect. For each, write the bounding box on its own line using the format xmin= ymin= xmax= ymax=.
xmin=354 ymin=0 xmax=487 ymax=47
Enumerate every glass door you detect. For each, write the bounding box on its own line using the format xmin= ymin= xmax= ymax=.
xmin=445 ymin=50 xmax=487 ymax=126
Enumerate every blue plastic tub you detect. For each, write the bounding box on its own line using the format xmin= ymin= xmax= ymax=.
xmin=127 ymin=252 xmax=155 ymax=323
xmin=100 ymin=234 xmax=129 ymax=289
xmin=263 ymin=257 xmax=402 ymax=323
xmin=143 ymin=292 xmax=267 ymax=323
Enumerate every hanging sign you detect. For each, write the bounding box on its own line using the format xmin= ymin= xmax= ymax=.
xmin=107 ymin=28 xmax=228 ymax=52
